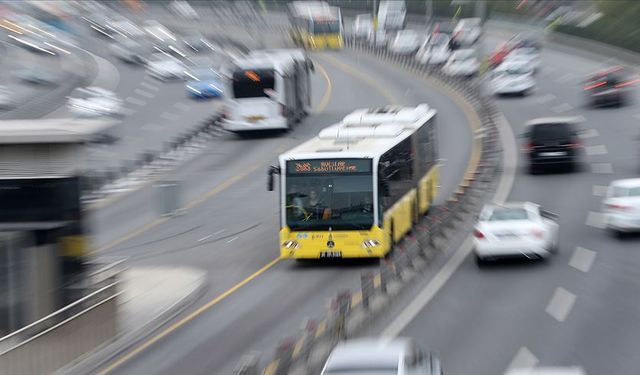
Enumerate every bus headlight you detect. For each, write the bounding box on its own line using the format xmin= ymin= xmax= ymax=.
xmin=283 ymin=240 xmax=300 ymax=250
xmin=362 ymin=239 xmax=380 ymax=249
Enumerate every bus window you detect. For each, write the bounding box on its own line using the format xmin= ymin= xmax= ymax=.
xmin=312 ymin=20 xmax=340 ymax=34
xmin=232 ymin=69 xmax=275 ymax=99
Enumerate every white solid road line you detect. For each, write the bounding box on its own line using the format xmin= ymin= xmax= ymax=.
xmin=592 ymin=185 xmax=609 ymax=197
xmin=125 ymin=97 xmax=147 ymax=106
xmin=134 ymin=88 xmax=156 ymax=98
xmin=585 ymin=145 xmax=608 ymax=156
xmin=382 ymin=114 xmax=518 ymax=338
xmin=579 ymin=129 xmax=599 ymax=139
xmin=535 ymin=93 xmax=556 ymax=104
xmin=140 ymin=81 xmax=160 ymax=91
xmin=545 ymin=287 xmax=577 ymax=322
xmin=586 ymin=211 xmax=606 ymax=229
xmin=569 ymin=246 xmax=596 ymax=273
xmin=551 ymin=103 xmax=573 ymax=114
xmin=504 ymin=347 xmax=539 ymax=373
xmin=591 ymin=162 xmax=613 ymax=174
xmin=198 ymin=234 xmax=212 ymax=242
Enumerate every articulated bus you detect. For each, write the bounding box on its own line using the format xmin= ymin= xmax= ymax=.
xmin=268 ymin=105 xmax=439 ymax=259
xmin=288 ymin=1 xmax=344 ymax=50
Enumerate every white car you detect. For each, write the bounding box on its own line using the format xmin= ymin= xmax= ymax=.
xmin=453 ymin=17 xmax=482 ymax=46
xmin=415 ymin=33 xmax=450 ymax=65
xmin=473 ymin=202 xmax=559 ymax=265
xmin=368 ymin=29 xmax=388 ymax=48
xmin=505 ymin=47 xmax=541 ymax=72
xmin=321 ymin=338 xmax=443 ymax=375
xmin=146 ymin=53 xmax=187 ymax=80
xmin=353 ymin=14 xmax=373 ymax=39
xmin=388 ymin=30 xmax=421 ymax=54
xmin=442 ymin=49 xmax=479 ymax=77
xmin=67 ymin=87 xmax=123 ymax=117
xmin=491 ymin=62 xmax=535 ymax=96
xmin=603 ymin=178 xmax=640 ymax=237
xmin=506 ymin=367 xmax=587 ymax=375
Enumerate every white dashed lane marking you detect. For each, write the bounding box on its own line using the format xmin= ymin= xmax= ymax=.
xmin=551 ymin=103 xmax=573 ymax=113
xmin=535 ymin=93 xmax=556 ymax=104
xmin=134 ymin=89 xmax=155 ymax=98
xmin=546 ymin=287 xmax=577 ymax=322
xmin=579 ymin=129 xmax=599 ymax=139
xmin=505 ymin=347 xmax=539 ymax=372
xmin=591 ymin=163 xmax=613 ymax=174
xmin=125 ymin=97 xmax=147 ymax=106
xmin=140 ymin=81 xmax=160 ymax=91
xmin=592 ymin=185 xmax=608 ymax=197
xmin=586 ymin=211 xmax=606 ymax=229
xmin=585 ymin=145 xmax=608 ymax=156
xmin=569 ymin=246 xmax=596 ymax=273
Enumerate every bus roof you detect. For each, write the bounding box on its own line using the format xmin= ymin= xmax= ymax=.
xmin=279 ymin=104 xmax=436 ymax=162
xmin=247 ymin=49 xmax=308 ymax=64
xmin=289 ymin=1 xmax=340 ymax=20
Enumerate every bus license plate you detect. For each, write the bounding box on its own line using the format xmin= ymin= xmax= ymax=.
xmin=320 ymin=251 xmax=342 ymax=258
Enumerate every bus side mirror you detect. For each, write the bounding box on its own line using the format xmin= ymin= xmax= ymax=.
xmin=267 ymin=165 xmax=280 ymax=191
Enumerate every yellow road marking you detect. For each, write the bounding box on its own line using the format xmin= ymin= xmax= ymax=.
xmin=315 ymin=320 xmax=327 ymax=338
xmin=262 ymin=360 xmax=279 ymax=375
xmin=351 ymin=291 xmax=363 ymax=307
xmin=314 ymin=61 xmax=332 ymax=113
xmin=97 ymin=257 xmax=281 ymax=375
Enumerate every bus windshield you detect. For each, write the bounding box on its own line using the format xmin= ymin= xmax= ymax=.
xmin=285 ymin=160 xmax=374 ymax=231
xmin=232 ymin=69 xmax=275 ymax=99
xmin=312 ymin=20 xmax=340 ymax=34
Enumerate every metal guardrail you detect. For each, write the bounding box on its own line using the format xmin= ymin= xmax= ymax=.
xmin=236 ymin=38 xmax=504 ymax=375
xmin=0 ymin=282 xmax=120 ymax=375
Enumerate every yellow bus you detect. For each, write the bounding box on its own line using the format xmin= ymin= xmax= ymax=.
xmin=288 ymin=1 xmax=344 ymax=50
xmin=268 ymin=104 xmax=439 ymax=259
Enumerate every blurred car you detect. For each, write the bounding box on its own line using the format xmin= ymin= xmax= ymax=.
xmin=67 ymin=86 xmax=123 ymax=117
xmin=110 ymin=17 xmax=146 ymax=38
xmin=321 ymin=338 xmax=443 ymax=375
xmin=491 ymin=62 xmax=535 ymax=96
xmin=146 ymin=53 xmax=187 ymax=80
xmin=185 ymin=68 xmax=223 ymax=99
xmin=415 ymin=33 xmax=450 ymax=65
xmin=0 ymin=86 xmax=13 ymax=109
xmin=368 ymin=28 xmax=388 ymax=48
xmin=442 ymin=49 xmax=479 ymax=77
xmin=512 ymin=34 xmax=543 ymax=51
xmin=353 ymin=14 xmax=373 ymax=39
xmin=474 ymin=201 xmax=559 ymax=265
xmin=388 ymin=30 xmax=421 ymax=55
xmin=453 ymin=17 xmax=482 ymax=46
xmin=584 ymin=67 xmax=636 ymax=107
xmin=169 ymin=0 xmax=199 ymax=20
xmin=506 ymin=367 xmax=586 ymax=375
xmin=505 ymin=47 xmax=541 ymax=72
xmin=15 ymin=68 xmax=58 ymax=85
xmin=110 ymin=37 xmax=148 ymax=65
xmin=603 ymin=178 xmax=640 ymax=237
xmin=9 ymin=34 xmax=56 ymax=55
xmin=182 ymin=33 xmax=212 ymax=53
xmin=522 ymin=117 xmax=583 ymax=174
xmin=489 ymin=36 xmax=523 ymax=68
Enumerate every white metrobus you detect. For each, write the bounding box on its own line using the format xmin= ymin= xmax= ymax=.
xmin=268 ymin=104 xmax=439 ymax=259
xmin=221 ymin=49 xmax=313 ymax=133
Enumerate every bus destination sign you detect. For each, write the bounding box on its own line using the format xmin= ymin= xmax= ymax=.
xmin=287 ymin=159 xmax=371 ymax=174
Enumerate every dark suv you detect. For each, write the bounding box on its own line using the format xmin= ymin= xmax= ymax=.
xmin=584 ymin=67 xmax=633 ymax=107
xmin=522 ymin=118 xmax=583 ymax=174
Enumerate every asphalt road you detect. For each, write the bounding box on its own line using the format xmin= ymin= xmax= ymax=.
xmin=374 ymin=26 xmax=640 ymax=375
xmin=86 ymin=38 xmax=475 ymax=374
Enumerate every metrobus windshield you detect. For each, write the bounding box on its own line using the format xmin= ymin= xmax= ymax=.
xmin=311 ymin=20 xmax=340 ymax=34
xmin=232 ymin=69 xmax=275 ymax=99
xmin=285 ymin=159 xmax=374 ymax=231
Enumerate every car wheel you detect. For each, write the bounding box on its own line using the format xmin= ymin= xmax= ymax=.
xmin=529 ymin=164 xmax=538 ymax=175
xmin=475 ymin=254 xmax=487 ymax=267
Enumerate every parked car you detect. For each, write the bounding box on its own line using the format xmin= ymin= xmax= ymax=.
xmin=452 ymin=17 xmax=482 ymax=46
xmin=321 ymin=338 xmax=443 ymax=375
xmin=506 ymin=367 xmax=586 ymax=375
xmin=491 ymin=61 xmax=535 ymax=96
xmin=415 ymin=33 xmax=450 ymax=65
xmin=603 ymin=178 xmax=640 ymax=237
xmin=505 ymin=47 xmax=541 ymax=73
xmin=185 ymin=67 xmax=223 ymax=99
xmin=146 ymin=53 xmax=187 ymax=80
xmin=521 ymin=117 xmax=583 ymax=174
xmin=388 ymin=30 xmax=421 ymax=55
xmin=67 ymin=86 xmax=123 ymax=117
xmin=584 ymin=66 xmax=636 ymax=107
xmin=368 ymin=28 xmax=388 ymax=48
xmin=353 ymin=14 xmax=373 ymax=40
xmin=474 ymin=201 xmax=559 ymax=265
xmin=442 ymin=49 xmax=479 ymax=77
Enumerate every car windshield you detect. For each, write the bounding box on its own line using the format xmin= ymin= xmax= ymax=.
xmin=495 ymin=67 xmax=529 ymax=76
xmin=488 ymin=208 xmax=529 ymax=221
xmin=232 ymin=68 xmax=275 ymax=99
xmin=285 ymin=160 xmax=374 ymax=231
xmin=530 ymin=123 xmax=572 ymax=141
xmin=612 ymin=186 xmax=640 ymax=197
xmin=312 ymin=20 xmax=340 ymax=34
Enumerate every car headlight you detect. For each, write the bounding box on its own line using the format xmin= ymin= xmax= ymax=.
xmin=282 ymin=240 xmax=300 ymax=249
xmin=362 ymin=239 xmax=380 ymax=249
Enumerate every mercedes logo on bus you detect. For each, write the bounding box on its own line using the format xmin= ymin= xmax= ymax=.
xmin=327 ymin=240 xmax=335 ymax=248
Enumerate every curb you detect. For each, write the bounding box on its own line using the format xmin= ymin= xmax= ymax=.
xmin=236 ymin=40 xmax=505 ymax=375
xmin=57 ymin=270 xmax=209 ymax=375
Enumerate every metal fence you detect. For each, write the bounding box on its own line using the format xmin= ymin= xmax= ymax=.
xmin=237 ymin=37 xmax=503 ymax=375
xmin=0 ymin=282 xmax=120 ymax=375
